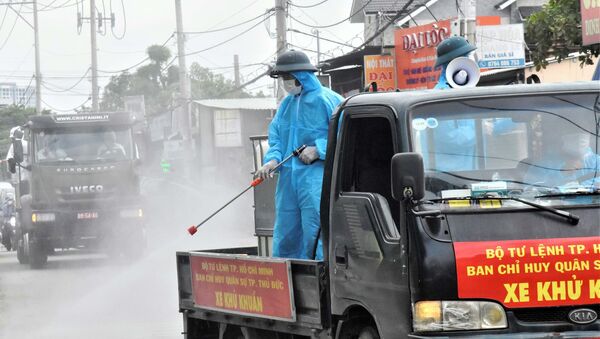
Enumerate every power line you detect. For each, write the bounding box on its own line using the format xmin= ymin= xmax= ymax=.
xmin=0 ymin=3 xmax=23 ymax=51
xmin=2 ymin=45 xmax=33 ymax=81
xmin=288 ymin=0 xmax=329 ymax=8
xmin=288 ymin=42 xmax=334 ymax=58
xmin=288 ymin=28 xmax=356 ymax=48
xmin=289 ymin=0 xmax=373 ymax=29
xmin=351 ymin=0 xmax=417 ymax=52
xmin=185 ymin=9 xmax=274 ymax=35
xmin=110 ymin=0 xmax=126 ymax=40
xmin=42 ymin=97 xmax=90 ymax=112
xmin=184 ymin=12 xmax=274 ymax=57
xmin=42 ymin=67 xmax=91 ymax=93
xmin=22 ymin=0 xmax=77 ymax=13
xmin=97 ymin=33 xmax=174 ymax=73
xmin=204 ymin=0 xmax=261 ymax=31
xmin=0 ymin=6 xmax=9 ymax=32
xmin=17 ymin=75 xmax=34 ymax=105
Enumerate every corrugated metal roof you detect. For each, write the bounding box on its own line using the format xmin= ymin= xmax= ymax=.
xmin=193 ymin=97 xmax=277 ymax=111
xmin=350 ymin=0 xmax=412 ymax=23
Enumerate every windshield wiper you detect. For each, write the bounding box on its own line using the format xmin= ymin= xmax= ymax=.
xmin=536 ymin=189 xmax=600 ymax=199
xmin=430 ymin=195 xmax=580 ymax=225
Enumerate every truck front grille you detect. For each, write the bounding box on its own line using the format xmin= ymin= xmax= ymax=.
xmin=512 ymin=305 xmax=600 ymax=323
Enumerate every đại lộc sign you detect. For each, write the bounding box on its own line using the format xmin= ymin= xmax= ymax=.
xmin=190 ymin=253 xmax=296 ymax=321
xmin=394 ymin=19 xmax=452 ymax=90
xmin=364 ymin=55 xmax=396 ymax=91
xmin=454 ymin=236 xmax=600 ymax=308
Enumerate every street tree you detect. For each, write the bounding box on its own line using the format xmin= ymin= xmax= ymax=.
xmin=526 ymin=0 xmax=600 ymax=70
xmin=101 ymin=44 xmax=179 ymax=116
xmin=101 ymin=44 xmax=254 ymax=116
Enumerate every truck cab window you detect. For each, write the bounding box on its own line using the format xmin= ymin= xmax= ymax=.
xmin=340 ymin=115 xmax=398 ymax=223
xmin=33 ymin=128 xmax=133 ymax=163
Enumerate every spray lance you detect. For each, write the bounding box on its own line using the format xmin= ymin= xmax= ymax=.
xmin=187 ymin=145 xmax=307 ymax=235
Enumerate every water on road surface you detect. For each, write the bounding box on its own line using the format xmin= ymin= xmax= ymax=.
xmin=0 ymin=174 xmax=256 ymax=339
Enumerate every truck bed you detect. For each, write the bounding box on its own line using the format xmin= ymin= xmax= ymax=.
xmin=176 ymin=247 xmax=328 ymax=337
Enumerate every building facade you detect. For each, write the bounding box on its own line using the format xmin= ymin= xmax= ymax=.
xmin=0 ymin=82 xmax=36 ymax=108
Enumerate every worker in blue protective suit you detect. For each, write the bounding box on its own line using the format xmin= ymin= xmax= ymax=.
xmin=255 ymin=50 xmax=343 ymax=260
xmin=419 ymin=36 xmax=479 ymax=172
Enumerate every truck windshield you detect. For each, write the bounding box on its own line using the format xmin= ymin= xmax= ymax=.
xmin=410 ymin=93 xmax=599 ymax=205
xmin=33 ymin=128 xmax=133 ymax=163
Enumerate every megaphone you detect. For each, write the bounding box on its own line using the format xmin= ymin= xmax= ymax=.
xmin=445 ymin=57 xmax=480 ymax=88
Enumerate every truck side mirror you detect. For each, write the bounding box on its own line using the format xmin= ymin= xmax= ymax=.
xmin=391 ymin=152 xmax=425 ymax=202
xmin=12 ymin=139 xmax=24 ymax=164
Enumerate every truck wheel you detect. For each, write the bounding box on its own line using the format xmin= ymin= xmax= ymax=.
xmin=338 ymin=320 xmax=380 ymax=339
xmin=16 ymin=233 xmax=28 ymax=264
xmin=26 ymin=233 xmax=48 ymax=269
xmin=358 ymin=326 xmax=379 ymax=339
xmin=2 ymin=228 xmax=12 ymax=251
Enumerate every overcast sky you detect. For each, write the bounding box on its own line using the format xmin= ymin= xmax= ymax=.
xmin=0 ymin=0 xmax=363 ymax=112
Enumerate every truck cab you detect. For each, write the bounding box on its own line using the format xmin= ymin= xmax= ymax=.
xmin=10 ymin=112 xmax=145 ymax=268
xmin=177 ymin=82 xmax=599 ymax=338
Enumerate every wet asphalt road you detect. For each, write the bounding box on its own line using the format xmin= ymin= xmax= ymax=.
xmin=0 ymin=173 xmax=256 ymax=339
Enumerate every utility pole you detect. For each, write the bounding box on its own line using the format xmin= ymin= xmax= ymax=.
xmin=459 ymin=0 xmax=477 ymax=44
xmin=175 ymin=0 xmax=193 ymax=163
xmin=275 ymin=0 xmax=287 ymax=102
xmin=0 ymin=1 xmax=42 ymax=113
xmin=275 ymin=0 xmax=287 ymax=54
xmin=90 ymin=0 xmax=99 ymax=111
xmin=312 ymin=29 xmax=321 ymax=70
xmin=234 ymin=54 xmax=240 ymax=87
xmin=32 ymin=0 xmax=41 ymax=113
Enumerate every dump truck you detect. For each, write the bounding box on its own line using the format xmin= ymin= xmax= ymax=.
xmin=8 ymin=112 xmax=145 ymax=268
xmin=177 ymin=82 xmax=600 ymax=338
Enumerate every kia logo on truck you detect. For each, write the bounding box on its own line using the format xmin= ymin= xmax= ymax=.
xmin=568 ymin=308 xmax=597 ymax=324
xmin=69 ymin=185 xmax=104 ymax=194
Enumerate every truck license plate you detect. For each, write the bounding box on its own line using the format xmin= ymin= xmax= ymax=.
xmin=77 ymin=212 xmax=98 ymax=220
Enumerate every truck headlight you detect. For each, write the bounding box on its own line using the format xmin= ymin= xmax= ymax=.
xmin=32 ymin=213 xmax=55 ymax=223
xmin=120 ymin=208 xmax=143 ymax=218
xmin=413 ymin=301 xmax=506 ymax=332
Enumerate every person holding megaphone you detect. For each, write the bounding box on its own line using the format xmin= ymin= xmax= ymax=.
xmin=434 ymin=36 xmax=480 ymax=89
xmin=423 ymin=36 xmax=517 ymax=173
xmin=419 ymin=36 xmax=481 ymax=172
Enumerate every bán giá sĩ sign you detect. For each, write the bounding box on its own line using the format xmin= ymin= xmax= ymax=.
xmin=190 ymin=253 xmax=295 ymax=321
xmin=455 ymin=236 xmax=600 ymax=308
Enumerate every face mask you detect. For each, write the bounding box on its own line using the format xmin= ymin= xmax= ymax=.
xmin=283 ymin=79 xmax=302 ymax=95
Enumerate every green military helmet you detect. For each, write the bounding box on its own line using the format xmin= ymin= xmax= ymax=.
xmin=270 ymin=49 xmax=318 ymax=78
xmin=434 ymin=36 xmax=477 ymax=68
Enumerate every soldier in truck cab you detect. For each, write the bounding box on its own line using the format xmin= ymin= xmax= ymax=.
xmin=524 ymin=129 xmax=600 ymax=190
xmin=37 ymin=133 xmax=68 ymax=161
xmin=97 ymin=131 xmax=126 ymax=159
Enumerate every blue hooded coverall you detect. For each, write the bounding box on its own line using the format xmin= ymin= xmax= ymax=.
xmin=263 ymin=71 xmax=343 ymax=260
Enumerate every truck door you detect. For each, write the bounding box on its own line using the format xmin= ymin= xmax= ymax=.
xmin=328 ymin=107 xmax=411 ymax=337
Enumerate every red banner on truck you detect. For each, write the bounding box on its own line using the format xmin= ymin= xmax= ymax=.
xmin=455 ymin=236 xmax=600 ymax=308
xmin=190 ymin=253 xmax=295 ymax=321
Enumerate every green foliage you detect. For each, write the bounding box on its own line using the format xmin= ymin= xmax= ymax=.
xmin=101 ymin=44 xmax=179 ymax=116
xmin=101 ymin=44 xmax=255 ymax=117
xmin=189 ymin=63 xmax=250 ymax=99
xmin=526 ymin=0 xmax=600 ymax=71
xmin=0 ymin=105 xmax=38 ymax=156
